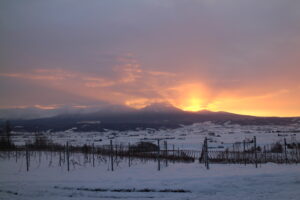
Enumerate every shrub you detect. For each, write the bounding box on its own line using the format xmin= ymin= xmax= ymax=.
xmin=129 ymin=142 xmax=158 ymax=152
xmin=271 ymin=142 xmax=283 ymax=153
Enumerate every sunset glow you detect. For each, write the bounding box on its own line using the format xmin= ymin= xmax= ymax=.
xmin=179 ymin=98 xmax=203 ymax=112
xmin=1 ymin=0 xmax=300 ymax=117
xmin=2 ymin=2 xmax=300 ymax=199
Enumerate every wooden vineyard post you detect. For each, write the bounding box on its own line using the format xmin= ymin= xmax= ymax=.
xmin=110 ymin=140 xmax=114 ymax=171
xmin=243 ymin=140 xmax=246 ymax=165
xmin=254 ymin=136 xmax=257 ymax=168
xmin=50 ymin=144 xmax=53 ymax=165
xmin=200 ymin=138 xmax=205 ymax=164
xmin=205 ymin=137 xmax=209 ymax=170
xmin=15 ymin=148 xmax=18 ymax=163
xmin=63 ymin=145 xmax=65 ymax=164
xmin=39 ymin=150 xmax=42 ymax=165
xmin=296 ymin=142 xmax=299 ymax=164
xmin=264 ymin=146 xmax=267 ymax=163
xmin=59 ymin=150 xmax=62 ymax=167
xmin=172 ymin=144 xmax=175 ymax=163
xmin=92 ymin=143 xmax=95 ymax=168
xmin=284 ymin=138 xmax=288 ymax=164
xmin=66 ymin=142 xmax=70 ymax=172
xmin=201 ymin=137 xmax=209 ymax=170
xmin=128 ymin=142 xmax=131 ymax=168
xmin=25 ymin=145 xmax=29 ymax=172
xmin=164 ymin=141 xmax=168 ymax=167
xmin=157 ymin=139 xmax=161 ymax=171
xmin=173 ymin=144 xmax=175 ymax=157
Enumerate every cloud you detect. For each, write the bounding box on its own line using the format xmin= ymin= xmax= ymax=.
xmin=0 ymin=72 xmax=64 ymax=81
xmin=0 ymin=54 xmax=182 ymax=108
xmin=1 ymin=0 xmax=300 ymax=116
xmin=34 ymin=104 xmax=60 ymax=110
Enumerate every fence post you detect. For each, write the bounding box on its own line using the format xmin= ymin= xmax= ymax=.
xmin=173 ymin=144 xmax=175 ymax=157
xmin=50 ymin=144 xmax=53 ymax=164
xmin=284 ymin=138 xmax=288 ymax=164
xmin=59 ymin=150 xmax=62 ymax=167
xmin=157 ymin=139 xmax=161 ymax=171
xmin=200 ymin=138 xmax=205 ymax=164
xmin=296 ymin=142 xmax=299 ymax=164
xmin=66 ymin=142 xmax=70 ymax=172
xmin=15 ymin=148 xmax=18 ymax=163
xmin=164 ymin=141 xmax=168 ymax=167
xmin=205 ymin=137 xmax=209 ymax=169
xmin=204 ymin=138 xmax=207 ymax=166
xmin=39 ymin=150 xmax=42 ymax=164
xmin=128 ymin=142 xmax=131 ymax=167
xmin=254 ymin=136 xmax=257 ymax=168
xmin=243 ymin=140 xmax=246 ymax=165
xmin=201 ymin=137 xmax=209 ymax=169
xmin=25 ymin=145 xmax=29 ymax=172
xmin=264 ymin=146 xmax=267 ymax=163
xmin=92 ymin=143 xmax=95 ymax=167
xmin=110 ymin=140 xmax=114 ymax=171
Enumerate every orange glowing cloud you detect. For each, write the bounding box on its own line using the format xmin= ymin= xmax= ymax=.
xmin=34 ymin=104 xmax=59 ymax=110
xmin=1 ymin=0 xmax=300 ymax=118
xmin=159 ymin=83 xmax=210 ymax=112
xmin=1 ymin=54 xmax=300 ymax=117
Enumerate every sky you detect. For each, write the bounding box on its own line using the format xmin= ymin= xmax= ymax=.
xmin=1 ymin=0 xmax=300 ymax=117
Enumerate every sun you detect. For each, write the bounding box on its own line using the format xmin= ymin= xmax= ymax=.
xmin=179 ymin=98 xmax=203 ymax=112
xmin=166 ymin=83 xmax=208 ymax=112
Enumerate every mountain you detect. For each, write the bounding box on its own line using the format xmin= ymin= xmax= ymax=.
xmin=0 ymin=107 xmax=61 ymax=119
xmin=1 ymin=103 xmax=299 ymax=132
xmin=0 ymin=104 xmax=135 ymax=120
xmin=140 ymin=103 xmax=182 ymax=113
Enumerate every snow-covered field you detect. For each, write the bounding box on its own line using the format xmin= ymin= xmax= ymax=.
xmin=0 ymin=153 xmax=300 ymax=200
xmin=12 ymin=122 xmax=300 ymax=150
xmin=2 ymin=122 xmax=300 ymax=200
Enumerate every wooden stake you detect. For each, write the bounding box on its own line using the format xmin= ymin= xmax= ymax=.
xmin=15 ymin=149 xmax=18 ymax=163
xmin=26 ymin=146 xmax=29 ymax=172
xmin=157 ymin=139 xmax=160 ymax=171
xmin=264 ymin=146 xmax=267 ymax=163
xmin=110 ymin=140 xmax=114 ymax=171
xmin=296 ymin=142 xmax=299 ymax=164
xmin=59 ymin=151 xmax=61 ymax=167
xmin=205 ymin=137 xmax=209 ymax=169
xmin=66 ymin=142 xmax=70 ymax=171
xmin=243 ymin=140 xmax=246 ymax=165
xmin=128 ymin=142 xmax=131 ymax=167
xmin=284 ymin=138 xmax=288 ymax=164
xmin=92 ymin=143 xmax=95 ymax=167
xmin=173 ymin=144 xmax=175 ymax=157
xmin=254 ymin=136 xmax=257 ymax=168
xmin=164 ymin=141 xmax=168 ymax=167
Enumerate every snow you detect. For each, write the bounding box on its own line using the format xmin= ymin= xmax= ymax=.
xmin=11 ymin=122 xmax=300 ymax=150
xmin=0 ymin=152 xmax=300 ymax=200
xmin=2 ymin=122 xmax=300 ymax=199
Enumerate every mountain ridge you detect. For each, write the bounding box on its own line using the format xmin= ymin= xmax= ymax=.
xmin=1 ymin=103 xmax=299 ymax=132
xmin=1 ymin=103 xmax=299 ymax=120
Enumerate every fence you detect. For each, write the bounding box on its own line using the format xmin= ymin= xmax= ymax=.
xmin=0 ymin=137 xmax=299 ymax=171
xmin=199 ymin=137 xmax=300 ymax=169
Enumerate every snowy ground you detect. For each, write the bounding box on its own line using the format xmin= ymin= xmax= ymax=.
xmin=12 ymin=122 xmax=300 ymax=150
xmin=0 ymin=153 xmax=300 ymax=200
xmin=2 ymin=122 xmax=300 ymax=199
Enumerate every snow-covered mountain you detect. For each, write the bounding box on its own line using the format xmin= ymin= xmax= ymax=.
xmin=140 ymin=103 xmax=182 ymax=113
